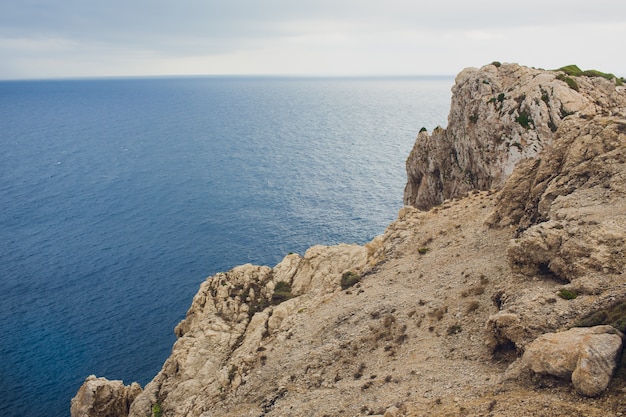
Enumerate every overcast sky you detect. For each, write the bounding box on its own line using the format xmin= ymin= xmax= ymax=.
xmin=1 ymin=0 xmax=625 ymax=80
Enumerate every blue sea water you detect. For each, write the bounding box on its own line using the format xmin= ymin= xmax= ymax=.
xmin=0 ymin=76 xmax=452 ymax=417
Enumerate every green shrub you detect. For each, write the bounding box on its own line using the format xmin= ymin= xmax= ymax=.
xmin=558 ymin=65 xmax=583 ymax=76
xmin=417 ymin=247 xmax=430 ymax=255
xmin=271 ymin=281 xmax=293 ymax=304
xmin=581 ymin=69 xmax=623 ymax=85
xmin=555 ymin=65 xmax=623 ymax=86
xmin=419 ymin=127 xmax=428 ymax=133
xmin=516 ymin=111 xmax=532 ymax=129
xmin=557 ymin=289 xmax=578 ymax=300
xmin=556 ymin=74 xmax=579 ymax=91
xmin=497 ymin=93 xmax=505 ymax=103
xmin=491 ymin=61 xmax=502 ymax=68
xmin=341 ymin=271 xmax=361 ymax=290
xmin=152 ymin=403 xmax=162 ymax=417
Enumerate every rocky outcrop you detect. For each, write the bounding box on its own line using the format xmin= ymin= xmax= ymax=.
xmin=487 ymin=116 xmax=626 ymax=284
xmin=404 ymin=62 xmax=626 ymax=210
xmin=511 ymin=326 xmax=624 ymax=397
xmin=127 ymin=242 xmax=384 ymax=417
xmin=70 ymin=375 xmax=141 ymax=417
xmin=74 ymin=63 xmax=626 ymax=417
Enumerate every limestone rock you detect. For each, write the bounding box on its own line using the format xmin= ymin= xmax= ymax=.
xmin=127 ymin=243 xmax=380 ymax=417
xmin=490 ymin=117 xmax=626 ymax=283
xmin=405 ymin=62 xmax=626 ymax=210
xmin=486 ymin=289 xmax=568 ymax=352
xmin=290 ymin=243 xmax=370 ymax=295
xmin=518 ymin=326 xmax=623 ymax=396
xmin=70 ymin=375 xmax=141 ymax=417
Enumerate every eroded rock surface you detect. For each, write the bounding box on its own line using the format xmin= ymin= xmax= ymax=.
xmin=128 ymin=243 xmax=382 ymax=417
xmin=489 ymin=117 xmax=626 ymax=284
xmin=404 ymin=62 xmax=626 ymax=210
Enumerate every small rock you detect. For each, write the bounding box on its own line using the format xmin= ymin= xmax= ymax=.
xmin=384 ymin=406 xmax=400 ymax=417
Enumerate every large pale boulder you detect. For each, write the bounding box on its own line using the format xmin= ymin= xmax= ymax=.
xmin=519 ymin=325 xmax=623 ymax=396
xmin=291 ymin=243 xmax=369 ymax=295
xmin=70 ymin=375 xmax=142 ymax=417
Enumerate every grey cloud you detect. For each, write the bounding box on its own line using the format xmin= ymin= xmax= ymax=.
xmin=3 ymin=0 xmax=625 ymax=48
xmin=1 ymin=0 xmax=625 ymax=78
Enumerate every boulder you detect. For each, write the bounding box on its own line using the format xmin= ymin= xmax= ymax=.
xmin=519 ymin=325 xmax=623 ymax=396
xmin=70 ymin=375 xmax=142 ymax=417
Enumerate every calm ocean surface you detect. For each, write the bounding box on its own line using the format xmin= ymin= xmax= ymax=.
xmin=0 ymin=76 xmax=452 ymax=417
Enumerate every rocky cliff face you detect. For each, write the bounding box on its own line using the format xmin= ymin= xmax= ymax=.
xmin=72 ymin=64 xmax=626 ymax=417
xmin=125 ymin=242 xmax=384 ymax=417
xmin=404 ymin=62 xmax=626 ymax=210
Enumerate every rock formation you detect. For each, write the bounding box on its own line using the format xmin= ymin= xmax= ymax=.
xmin=404 ymin=62 xmax=626 ymax=210
xmin=488 ymin=116 xmax=626 ymax=281
xmin=70 ymin=375 xmax=142 ymax=417
xmin=126 ymin=242 xmax=383 ymax=417
xmin=73 ymin=63 xmax=626 ymax=417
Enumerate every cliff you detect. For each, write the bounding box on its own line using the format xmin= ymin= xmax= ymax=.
xmin=72 ymin=63 xmax=626 ymax=417
xmin=404 ymin=62 xmax=626 ymax=210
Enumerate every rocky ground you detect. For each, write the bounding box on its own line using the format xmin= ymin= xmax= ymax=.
xmin=72 ymin=63 xmax=626 ymax=417
xmin=199 ymin=189 xmax=626 ymax=417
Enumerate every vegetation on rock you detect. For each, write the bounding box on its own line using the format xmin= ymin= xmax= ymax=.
xmin=556 ymin=64 xmax=624 ymax=86
xmin=271 ymin=281 xmax=293 ymax=304
xmin=557 ymin=289 xmax=578 ymax=300
xmin=151 ymin=403 xmax=162 ymax=417
xmin=340 ymin=270 xmax=360 ymax=289
xmin=556 ymin=73 xmax=579 ymax=91
xmin=515 ymin=110 xmax=532 ymax=128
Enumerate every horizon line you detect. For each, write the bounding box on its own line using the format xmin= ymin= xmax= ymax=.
xmin=0 ymin=73 xmax=456 ymax=83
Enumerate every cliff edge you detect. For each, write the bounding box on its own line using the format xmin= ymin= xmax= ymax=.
xmin=72 ymin=63 xmax=626 ymax=417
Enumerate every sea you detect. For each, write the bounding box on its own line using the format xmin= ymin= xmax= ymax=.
xmin=0 ymin=75 xmax=452 ymax=417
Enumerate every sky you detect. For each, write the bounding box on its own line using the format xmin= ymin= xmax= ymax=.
xmin=1 ymin=0 xmax=625 ymax=80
